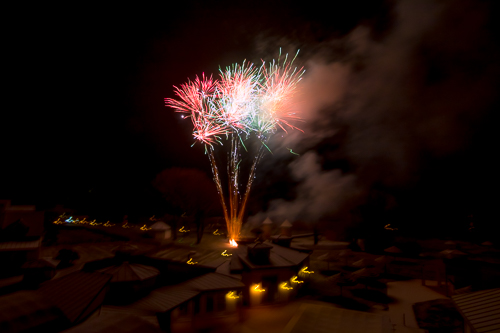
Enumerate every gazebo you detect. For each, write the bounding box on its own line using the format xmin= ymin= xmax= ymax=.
xmin=150 ymin=221 xmax=172 ymax=240
xmin=97 ymin=262 xmax=160 ymax=302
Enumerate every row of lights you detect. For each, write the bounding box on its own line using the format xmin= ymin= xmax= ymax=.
xmin=53 ymin=214 xmax=158 ymax=230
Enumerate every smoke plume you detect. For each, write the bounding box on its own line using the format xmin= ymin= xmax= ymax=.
xmin=249 ymin=0 xmax=500 ymax=227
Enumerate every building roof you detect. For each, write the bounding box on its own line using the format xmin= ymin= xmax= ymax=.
xmin=262 ymin=217 xmax=273 ymax=225
xmin=384 ymin=246 xmax=402 ymax=254
xmin=22 ymin=257 xmax=60 ymax=269
xmin=0 ymin=238 xmax=41 ymax=251
xmin=148 ymin=245 xmax=231 ymax=269
xmin=271 ymin=244 xmax=309 ymax=265
xmin=185 ymin=272 xmax=244 ymax=291
xmin=97 ymin=262 xmax=159 ymax=282
xmin=0 ymin=290 xmax=68 ymax=333
xmin=281 ymin=220 xmax=292 ymax=228
xmin=352 ymin=259 xmax=368 ymax=267
xmin=64 ymin=313 xmax=162 ymax=333
xmin=452 ymin=288 xmax=500 ymax=333
xmin=248 ymin=242 xmax=273 ymax=250
xmin=237 ymin=243 xmax=309 ymax=269
xmin=282 ymin=302 xmax=392 ymax=333
xmin=109 ymin=272 xmax=243 ymax=314
xmin=37 ymin=271 xmax=112 ymax=323
xmin=116 ymin=285 xmax=200 ymax=313
xmin=150 ymin=221 xmax=171 ymax=231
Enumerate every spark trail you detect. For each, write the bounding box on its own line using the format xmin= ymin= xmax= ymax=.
xmin=165 ymin=50 xmax=305 ymax=243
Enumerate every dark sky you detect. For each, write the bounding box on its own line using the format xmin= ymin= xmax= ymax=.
xmin=3 ymin=0 xmax=500 ymax=236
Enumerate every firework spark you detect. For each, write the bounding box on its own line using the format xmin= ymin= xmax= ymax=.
xmin=165 ymin=50 xmax=305 ymax=241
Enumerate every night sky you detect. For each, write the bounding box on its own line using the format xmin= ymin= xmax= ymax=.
xmin=3 ymin=0 xmax=500 ymax=238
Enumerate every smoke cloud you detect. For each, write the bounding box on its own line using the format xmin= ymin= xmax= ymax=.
xmin=249 ymin=0 xmax=500 ymax=226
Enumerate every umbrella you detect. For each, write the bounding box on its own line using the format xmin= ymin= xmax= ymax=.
xmin=317 ymin=252 xmax=339 ymax=270
xmin=440 ymin=249 xmax=467 ymax=259
xmin=351 ymin=259 xmax=367 ymax=268
xmin=384 ymin=246 xmax=402 ymax=254
xmin=22 ymin=258 xmax=60 ymax=269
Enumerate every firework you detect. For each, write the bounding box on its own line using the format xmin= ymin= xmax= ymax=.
xmin=165 ymin=50 xmax=305 ymax=242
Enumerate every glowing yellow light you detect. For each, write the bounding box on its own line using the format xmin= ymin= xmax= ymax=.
xmin=187 ymin=258 xmax=197 ymax=265
xmin=300 ymin=267 xmax=314 ymax=274
xmin=291 ymin=276 xmax=304 ymax=284
xmin=226 ymin=291 xmax=239 ymax=299
xmin=79 ymin=218 xmax=88 ymax=224
xmin=53 ymin=218 xmax=64 ymax=224
xmin=104 ymin=221 xmax=115 ymax=227
xmin=140 ymin=224 xmax=151 ymax=231
xmin=384 ymin=224 xmax=398 ymax=231
xmin=253 ymin=284 xmax=265 ymax=292
xmin=280 ymin=282 xmax=293 ymax=290
xmin=122 ymin=222 xmax=133 ymax=228
xmin=149 ymin=215 xmax=157 ymax=221
xmin=213 ymin=229 xmax=222 ymax=236
xmin=221 ymin=250 xmax=232 ymax=257
xmin=179 ymin=226 xmax=190 ymax=233
xmin=90 ymin=220 xmax=102 ymax=226
xmin=229 ymin=239 xmax=238 ymax=247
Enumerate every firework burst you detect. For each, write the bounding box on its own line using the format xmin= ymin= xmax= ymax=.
xmin=165 ymin=50 xmax=305 ymax=242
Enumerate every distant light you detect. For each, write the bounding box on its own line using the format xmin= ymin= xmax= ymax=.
xmin=291 ymin=276 xmax=304 ymax=284
xmin=179 ymin=226 xmax=190 ymax=233
xmin=104 ymin=221 xmax=115 ymax=227
xmin=300 ymin=267 xmax=314 ymax=274
xmin=280 ymin=282 xmax=293 ymax=290
xmin=226 ymin=291 xmax=239 ymax=299
xmin=187 ymin=258 xmax=197 ymax=265
xmin=384 ymin=224 xmax=398 ymax=231
xmin=253 ymin=284 xmax=265 ymax=292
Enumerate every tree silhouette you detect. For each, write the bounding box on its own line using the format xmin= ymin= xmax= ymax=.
xmin=153 ymin=168 xmax=220 ymax=243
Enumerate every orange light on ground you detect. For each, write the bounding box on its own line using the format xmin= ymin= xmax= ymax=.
xmin=179 ymin=226 xmax=190 ymax=233
xmin=229 ymin=239 xmax=238 ymax=247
